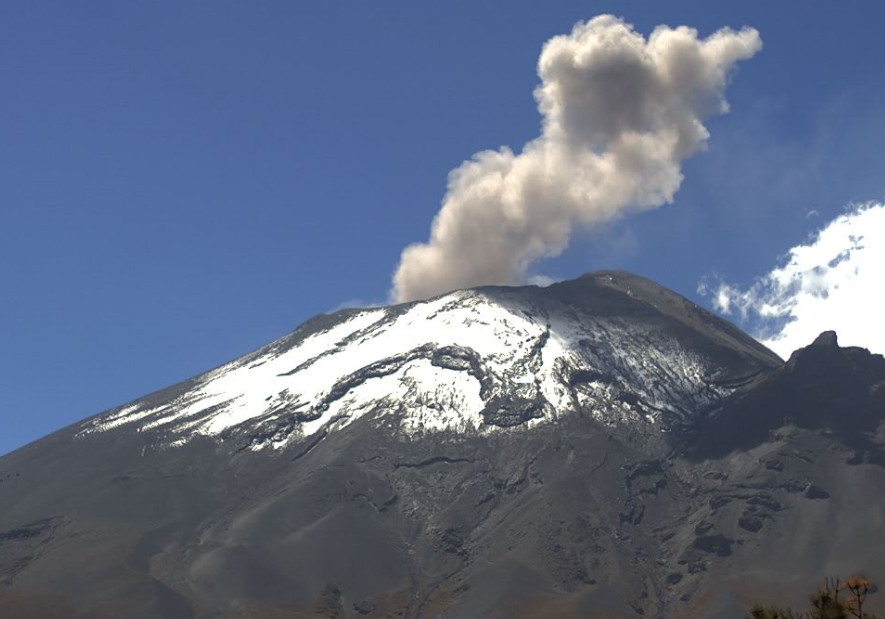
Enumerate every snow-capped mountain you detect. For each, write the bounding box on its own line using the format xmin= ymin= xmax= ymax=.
xmin=79 ymin=271 xmax=779 ymax=450
xmin=1 ymin=272 xmax=883 ymax=619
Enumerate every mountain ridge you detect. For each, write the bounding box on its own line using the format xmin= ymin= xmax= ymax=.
xmin=73 ymin=270 xmax=781 ymax=452
xmin=1 ymin=271 xmax=883 ymax=619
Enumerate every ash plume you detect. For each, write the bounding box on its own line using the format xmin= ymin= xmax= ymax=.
xmin=391 ymin=15 xmax=761 ymax=302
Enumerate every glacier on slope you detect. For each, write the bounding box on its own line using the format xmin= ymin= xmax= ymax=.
xmin=78 ymin=272 xmax=780 ymax=450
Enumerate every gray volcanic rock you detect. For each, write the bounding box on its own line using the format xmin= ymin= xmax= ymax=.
xmin=1 ymin=271 xmax=883 ymax=619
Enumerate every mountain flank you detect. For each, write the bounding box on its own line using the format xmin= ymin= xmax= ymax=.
xmin=1 ymin=271 xmax=882 ymax=618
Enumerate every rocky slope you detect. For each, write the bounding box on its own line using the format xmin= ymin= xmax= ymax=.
xmin=78 ymin=271 xmax=780 ymax=448
xmin=1 ymin=272 xmax=882 ymax=619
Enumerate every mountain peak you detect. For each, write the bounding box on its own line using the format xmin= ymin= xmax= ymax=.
xmin=75 ymin=273 xmax=779 ymax=452
xmin=3 ymin=273 xmax=884 ymax=619
xmin=811 ymin=330 xmax=839 ymax=347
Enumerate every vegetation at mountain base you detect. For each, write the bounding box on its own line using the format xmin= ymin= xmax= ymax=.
xmin=750 ymin=576 xmax=880 ymax=618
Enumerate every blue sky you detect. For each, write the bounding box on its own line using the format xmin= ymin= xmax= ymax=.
xmin=2 ymin=2 xmax=884 ymax=456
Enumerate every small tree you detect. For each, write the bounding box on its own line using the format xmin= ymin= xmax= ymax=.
xmin=844 ymin=577 xmax=873 ymax=619
xmin=748 ymin=576 xmax=879 ymax=619
xmin=809 ymin=577 xmax=846 ymax=619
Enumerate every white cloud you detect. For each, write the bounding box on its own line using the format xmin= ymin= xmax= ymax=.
xmin=328 ymin=298 xmax=385 ymax=313
xmin=705 ymin=202 xmax=885 ymax=359
xmin=390 ymin=15 xmax=761 ymax=303
xmin=527 ymin=274 xmax=558 ymax=287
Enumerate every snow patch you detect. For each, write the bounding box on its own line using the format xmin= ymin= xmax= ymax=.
xmin=79 ymin=287 xmax=734 ymax=450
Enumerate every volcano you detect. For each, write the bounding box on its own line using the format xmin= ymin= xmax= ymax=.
xmin=1 ymin=271 xmax=883 ymax=618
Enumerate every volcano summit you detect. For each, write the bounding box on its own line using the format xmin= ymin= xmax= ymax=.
xmin=1 ymin=272 xmax=883 ymax=618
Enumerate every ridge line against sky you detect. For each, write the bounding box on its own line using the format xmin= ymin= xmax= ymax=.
xmin=700 ymin=201 xmax=885 ymax=360
xmin=2 ymin=3 xmax=885 ymax=456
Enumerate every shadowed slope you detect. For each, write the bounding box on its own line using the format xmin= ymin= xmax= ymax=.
xmin=1 ymin=273 xmax=882 ymax=618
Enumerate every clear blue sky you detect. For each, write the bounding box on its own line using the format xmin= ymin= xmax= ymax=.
xmin=2 ymin=1 xmax=884 ymax=455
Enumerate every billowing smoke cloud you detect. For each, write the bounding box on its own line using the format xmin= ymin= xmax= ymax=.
xmin=391 ymin=15 xmax=762 ymax=302
xmin=702 ymin=202 xmax=885 ymax=359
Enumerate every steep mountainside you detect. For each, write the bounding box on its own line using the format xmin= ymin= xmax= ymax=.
xmin=1 ymin=272 xmax=882 ymax=619
xmin=78 ymin=271 xmax=780 ymax=448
